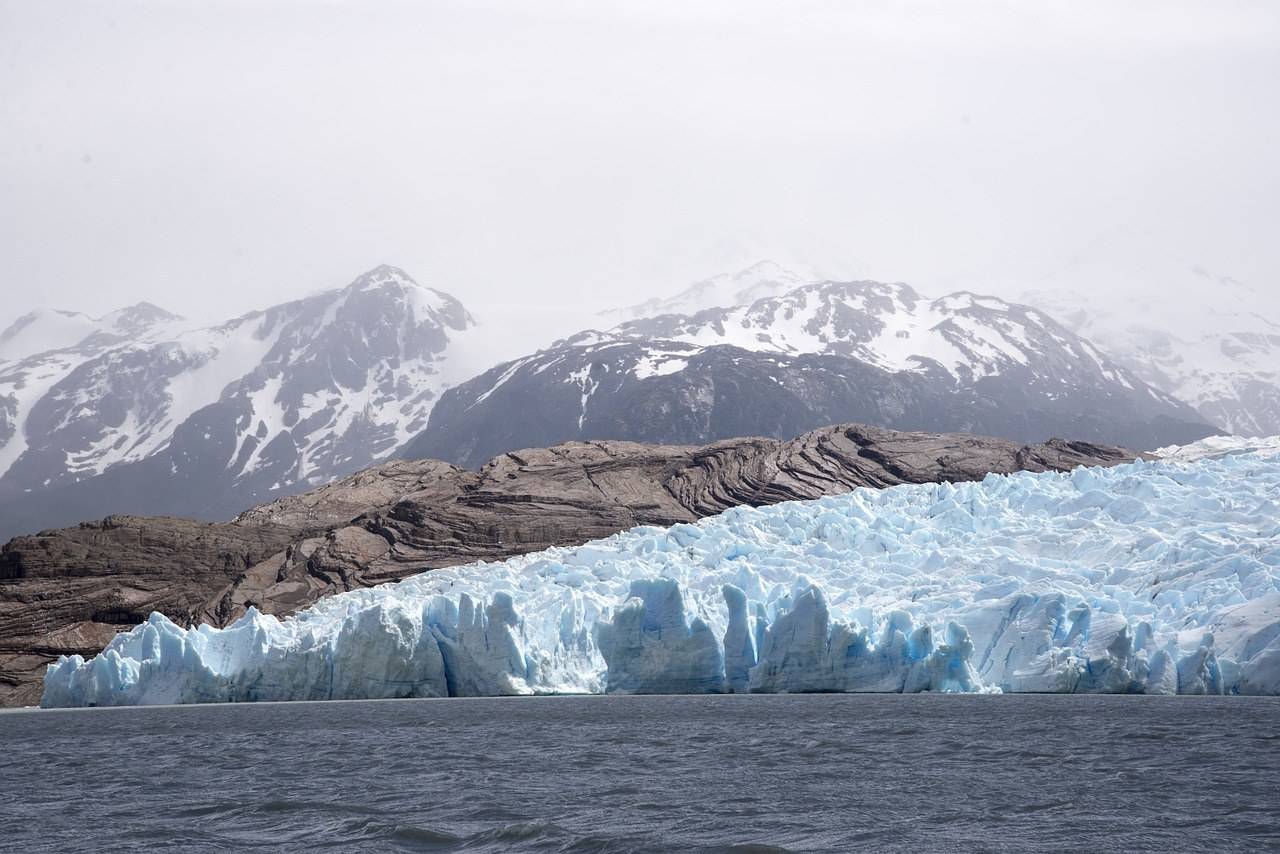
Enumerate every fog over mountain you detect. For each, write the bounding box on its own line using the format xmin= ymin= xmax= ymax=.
xmin=2 ymin=1 xmax=1278 ymax=335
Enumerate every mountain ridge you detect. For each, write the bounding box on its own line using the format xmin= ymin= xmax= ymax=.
xmin=0 ymin=302 xmax=186 ymax=363
xmin=406 ymin=273 xmax=1214 ymax=467
xmin=0 ymin=265 xmax=475 ymax=540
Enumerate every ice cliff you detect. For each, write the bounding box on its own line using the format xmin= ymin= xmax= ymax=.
xmin=42 ymin=436 xmax=1280 ymax=706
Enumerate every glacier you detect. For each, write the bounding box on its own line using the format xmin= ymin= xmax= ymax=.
xmin=41 ymin=436 xmax=1280 ymax=707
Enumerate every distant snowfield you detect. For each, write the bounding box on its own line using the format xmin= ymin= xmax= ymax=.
xmin=43 ymin=435 xmax=1280 ymax=706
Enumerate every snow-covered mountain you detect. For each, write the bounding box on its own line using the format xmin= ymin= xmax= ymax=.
xmin=0 ymin=265 xmax=475 ymax=539
xmin=1021 ymin=266 xmax=1280 ymax=437
xmin=406 ymin=272 xmax=1214 ymax=468
xmin=610 ymin=280 xmax=1143 ymax=382
xmin=0 ymin=303 xmax=192 ymax=483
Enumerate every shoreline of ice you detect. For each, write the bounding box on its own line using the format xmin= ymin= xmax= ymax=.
xmin=42 ymin=435 xmax=1280 ymax=706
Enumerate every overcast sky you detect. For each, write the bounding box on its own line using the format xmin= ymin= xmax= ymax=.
xmin=2 ymin=0 xmax=1278 ymax=336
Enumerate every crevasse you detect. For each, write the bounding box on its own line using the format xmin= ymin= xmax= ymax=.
xmin=41 ymin=436 xmax=1280 ymax=706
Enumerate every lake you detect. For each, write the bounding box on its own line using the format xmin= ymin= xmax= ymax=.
xmin=3 ymin=694 xmax=1278 ymax=852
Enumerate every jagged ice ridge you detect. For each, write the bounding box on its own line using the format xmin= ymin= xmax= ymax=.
xmin=42 ymin=437 xmax=1280 ymax=706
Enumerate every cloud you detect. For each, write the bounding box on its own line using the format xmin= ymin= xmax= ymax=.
xmin=1 ymin=0 xmax=1277 ymax=332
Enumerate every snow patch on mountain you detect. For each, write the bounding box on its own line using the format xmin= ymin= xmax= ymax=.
xmin=41 ymin=436 xmax=1280 ymax=706
xmin=633 ymin=354 xmax=691 ymax=380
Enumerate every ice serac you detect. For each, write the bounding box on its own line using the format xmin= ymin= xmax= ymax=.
xmin=41 ymin=436 xmax=1280 ymax=706
xmin=596 ymin=578 xmax=725 ymax=694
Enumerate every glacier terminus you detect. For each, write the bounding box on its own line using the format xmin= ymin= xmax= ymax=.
xmin=41 ymin=436 xmax=1280 ymax=706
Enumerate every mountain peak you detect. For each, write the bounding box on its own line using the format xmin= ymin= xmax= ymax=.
xmin=351 ymin=264 xmax=418 ymax=290
xmin=731 ymin=259 xmax=791 ymax=278
xmin=99 ymin=302 xmax=185 ymax=335
xmin=340 ymin=265 xmax=474 ymax=332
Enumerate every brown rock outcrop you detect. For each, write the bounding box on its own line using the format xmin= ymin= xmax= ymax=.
xmin=0 ymin=423 xmax=1141 ymax=706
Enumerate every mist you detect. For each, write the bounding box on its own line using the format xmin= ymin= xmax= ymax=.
xmin=3 ymin=0 xmax=1279 ymax=338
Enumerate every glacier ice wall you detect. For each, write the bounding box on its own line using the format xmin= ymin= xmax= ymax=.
xmin=42 ymin=436 xmax=1280 ymax=706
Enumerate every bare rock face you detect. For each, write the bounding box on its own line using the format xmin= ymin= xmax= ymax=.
xmin=0 ymin=423 xmax=1141 ymax=706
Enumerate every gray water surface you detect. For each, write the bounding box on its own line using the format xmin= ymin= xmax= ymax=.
xmin=3 ymin=694 xmax=1278 ymax=852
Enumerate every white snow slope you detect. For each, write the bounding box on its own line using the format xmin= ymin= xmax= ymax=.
xmin=1021 ymin=263 xmax=1280 ymax=437
xmin=42 ymin=436 xmax=1280 ymax=707
xmin=593 ymin=275 xmax=1154 ymax=389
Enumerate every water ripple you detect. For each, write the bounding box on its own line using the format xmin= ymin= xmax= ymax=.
xmin=3 ymin=694 xmax=1278 ymax=853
